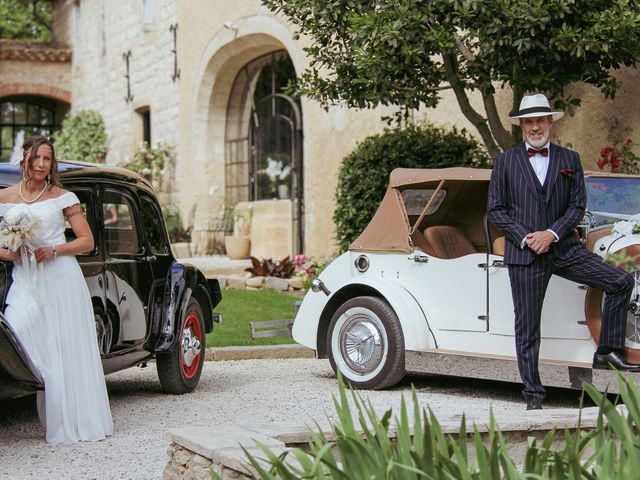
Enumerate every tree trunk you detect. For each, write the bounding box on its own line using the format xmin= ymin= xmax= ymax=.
xmin=442 ymin=51 xmax=501 ymax=159
xmin=481 ymin=89 xmax=515 ymax=151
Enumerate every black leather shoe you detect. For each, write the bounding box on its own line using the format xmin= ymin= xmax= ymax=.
xmin=526 ymin=398 xmax=542 ymax=410
xmin=592 ymin=351 xmax=640 ymax=372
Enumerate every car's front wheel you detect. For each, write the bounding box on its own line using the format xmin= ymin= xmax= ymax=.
xmin=157 ymin=297 xmax=206 ymax=394
xmin=327 ymin=296 xmax=405 ymax=390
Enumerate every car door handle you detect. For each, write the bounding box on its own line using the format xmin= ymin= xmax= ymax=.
xmin=478 ymin=260 xmax=506 ymax=270
xmin=408 ymin=251 xmax=429 ymax=263
xmin=141 ymin=255 xmax=156 ymax=262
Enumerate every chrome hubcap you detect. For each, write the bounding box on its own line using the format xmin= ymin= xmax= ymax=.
xmin=182 ymin=327 xmax=201 ymax=368
xmin=339 ymin=315 xmax=384 ymax=373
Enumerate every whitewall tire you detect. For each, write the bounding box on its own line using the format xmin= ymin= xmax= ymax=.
xmin=327 ymin=296 xmax=405 ymax=390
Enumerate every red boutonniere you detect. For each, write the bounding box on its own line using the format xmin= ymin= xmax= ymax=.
xmin=560 ymin=168 xmax=573 ymax=176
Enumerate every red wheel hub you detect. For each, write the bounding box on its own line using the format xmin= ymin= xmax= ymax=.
xmin=180 ymin=311 xmax=203 ymax=379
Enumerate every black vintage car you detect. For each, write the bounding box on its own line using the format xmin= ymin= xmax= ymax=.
xmin=0 ymin=161 xmax=221 ymax=399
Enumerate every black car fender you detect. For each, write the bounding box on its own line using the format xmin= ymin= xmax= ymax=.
xmin=153 ymin=262 xmax=220 ymax=353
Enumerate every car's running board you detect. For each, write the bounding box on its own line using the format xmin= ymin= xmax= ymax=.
xmin=406 ymin=349 xmax=632 ymax=394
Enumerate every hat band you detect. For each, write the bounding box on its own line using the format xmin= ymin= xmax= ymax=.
xmin=516 ymin=106 xmax=553 ymax=116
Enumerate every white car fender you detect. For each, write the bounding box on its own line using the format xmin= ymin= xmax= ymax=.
xmin=292 ymin=274 xmax=434 ymax=352
xmin=597 ymin=233 xmax=640 ymax=255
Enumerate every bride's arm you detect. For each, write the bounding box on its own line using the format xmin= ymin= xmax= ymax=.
xmin=0 ymin=248 xmax=20 ymax=262
xmin=34 ymin=204 xmax=94 ymax=262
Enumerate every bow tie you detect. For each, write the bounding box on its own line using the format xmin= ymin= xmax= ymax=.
xmin=527 ymin=147 xmax=549 ymax=158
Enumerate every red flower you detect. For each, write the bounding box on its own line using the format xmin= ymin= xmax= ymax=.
xmin=627 ymin=138 xmax=633 ymax=145
xmin=597 ymin=157 xmax=607 ymax=169
xmin=611 ymin=155 xmax=620 ymax=169
xmin=600 ymin=147 xmax=609 ymax=157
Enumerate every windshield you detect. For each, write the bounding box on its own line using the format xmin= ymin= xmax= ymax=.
xmin=586 ymin=176 xmax=640 ymax=226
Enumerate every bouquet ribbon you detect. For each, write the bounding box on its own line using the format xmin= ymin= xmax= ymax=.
xmin=20 ymin=245 xmax=43 ymax=305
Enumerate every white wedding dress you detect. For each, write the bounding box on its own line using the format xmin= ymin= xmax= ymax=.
xmin=0 ymin=192 xmax=113 ymax=443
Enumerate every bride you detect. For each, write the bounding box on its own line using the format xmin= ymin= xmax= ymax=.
xmin=0 ymin=135 xmax=113 ymax=443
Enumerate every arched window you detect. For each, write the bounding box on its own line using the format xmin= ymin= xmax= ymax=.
xmin=225 ymin=51 xmax=302 ymax=203
xmin=0 ymin=96 xmax=62 ymax=162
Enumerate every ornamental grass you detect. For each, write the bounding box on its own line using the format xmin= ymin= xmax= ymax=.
xmin=224 ymin=373 xmax=640 ymax=479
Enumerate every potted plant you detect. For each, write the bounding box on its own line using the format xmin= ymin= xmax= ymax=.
xmin=224 ymin=206 xmax=252 ymax=259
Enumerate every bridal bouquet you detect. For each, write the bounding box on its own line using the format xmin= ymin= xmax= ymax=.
xmin=0 ymin=211 xmax=40 ymax=252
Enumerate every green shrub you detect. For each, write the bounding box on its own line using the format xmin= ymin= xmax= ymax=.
xmin=232 ymin=373 xmax=640 ymax=479
xmin=334 ymin=123 xmax=490 ymax=251
xmin=54 ymin=110 xmax=108 ymax=163
xmin=161 ymin=205 xmax=189 ymax=243
xmin=123 ymin=141 xmax=175 ymax=180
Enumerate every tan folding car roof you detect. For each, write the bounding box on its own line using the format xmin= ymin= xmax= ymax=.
xmin=349 ymin=167 xmax=492 ymax=253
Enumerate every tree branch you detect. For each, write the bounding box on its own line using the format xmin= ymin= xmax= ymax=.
xmin=454 ymin=33 xmax=475 ymax=62
xmin=481 ymin=90 xmax=514 ymax=151
xmin=31 ymin=0 xmax=51 ymax=32
xmin=442 ymin=51 xmax=501 ymax=159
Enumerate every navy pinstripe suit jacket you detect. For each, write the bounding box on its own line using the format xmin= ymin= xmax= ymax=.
xmin=487 ymin=142 xmax=586 ymax=265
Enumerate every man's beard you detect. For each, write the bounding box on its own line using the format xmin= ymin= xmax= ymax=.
xmin=526 ymin=130 xmax=550 ymax=149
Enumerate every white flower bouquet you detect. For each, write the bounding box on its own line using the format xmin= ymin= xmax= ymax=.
xmin=0 ymin=211 xmax=40 ymax=252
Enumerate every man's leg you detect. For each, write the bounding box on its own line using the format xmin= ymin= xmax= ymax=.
xmin=554 ymin=249 xmax=634 ymax=350
xmin=508 ymin=257 xmax=552 ymax=401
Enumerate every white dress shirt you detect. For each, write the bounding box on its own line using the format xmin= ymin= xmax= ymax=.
xmin=526 ymin=141 xmax=550 ymax=185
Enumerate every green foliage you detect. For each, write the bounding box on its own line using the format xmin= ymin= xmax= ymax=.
xmin=263 ymin=0 xmax=640 ymax=156
xmin=334 ymin=123 xmax=489 ymax=251
xmin=226 ymin=372 xmax=640 ymax=479
xmin=206 ymin=288 xmax=297 ymax=347
xmin=54 ymin=110 xmax=108 ymax=163
xmin=123 ymin=141 xmax=176 ymax=180
xmin=0 ymin=0 xmax=51 ymax=40
xmin=161 ymin=205 xmax=190 ymax=243
xmin=604 ymin=250 xmax=640 ymax=273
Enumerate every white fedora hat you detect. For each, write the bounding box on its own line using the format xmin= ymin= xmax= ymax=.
xmin=509 ymin=93 xmax=564 ymax=124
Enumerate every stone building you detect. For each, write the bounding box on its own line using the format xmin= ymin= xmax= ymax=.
xmin=2 ymin=0 xmax=640 ymax=259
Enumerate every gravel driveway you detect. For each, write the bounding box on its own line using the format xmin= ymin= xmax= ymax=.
xmin=0 ymin=358 xmax=586 ymax=480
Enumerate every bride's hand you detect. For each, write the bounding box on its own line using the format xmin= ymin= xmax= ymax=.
xmin=34 ymin=246 xmax=56 ymax=263
xmin=1 ymin=248 xmax=20 ymax=262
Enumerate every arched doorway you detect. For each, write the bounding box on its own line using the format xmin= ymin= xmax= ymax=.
xmin=225 ymin=50 xmax=304 ymax=253
xmin=0 ymin=95 xmax=69 ymax=162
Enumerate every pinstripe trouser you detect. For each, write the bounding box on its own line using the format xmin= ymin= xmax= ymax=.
xmin=508 ymin=248 xmax=634 ymax=400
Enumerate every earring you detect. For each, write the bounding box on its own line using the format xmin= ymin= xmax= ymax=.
xmin=46 ymin=174 xmax=51 ymax=182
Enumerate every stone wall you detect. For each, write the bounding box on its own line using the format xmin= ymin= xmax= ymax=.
xmin=60 ymin=0 xmax=179 ymax=166
xmin=49 ymin=0 xmax=640 ymax=261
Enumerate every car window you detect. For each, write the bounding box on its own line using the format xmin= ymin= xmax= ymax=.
xmin=401 ymin=189 xmax=446 ymax=216
xmin=65 ymin=189 xmax=95 ymax=256
xmin=103 ymin=190 xmax=140 ymax=255
xmin=139 ymin=193 xmax=168 ymax=255
xmin=586 ymin=177 xmax=640 ymax=226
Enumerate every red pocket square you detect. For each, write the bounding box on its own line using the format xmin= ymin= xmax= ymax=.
xmin=560 ymin=168 xmax=573 ymax=176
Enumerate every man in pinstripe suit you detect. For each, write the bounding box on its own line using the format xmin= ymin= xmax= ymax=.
xmin=488 ymin=93 xmax=638 ymax=410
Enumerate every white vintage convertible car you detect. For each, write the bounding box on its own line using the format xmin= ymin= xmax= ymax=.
xmin=293 ymin=168 xmax=640 ymax=391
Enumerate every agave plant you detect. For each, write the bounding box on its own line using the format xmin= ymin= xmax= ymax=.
xmin=214 ymin=372 xmax=640 ymax=479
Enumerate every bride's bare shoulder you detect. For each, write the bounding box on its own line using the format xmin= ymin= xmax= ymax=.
xmin=0 ymin=184 xmax=20 ymax=203
xmin=50 ymin=186 xmax=69 ymax=197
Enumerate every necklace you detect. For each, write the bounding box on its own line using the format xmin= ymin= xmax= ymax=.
xmin=19 ymin=180 xmax=49 ymax=204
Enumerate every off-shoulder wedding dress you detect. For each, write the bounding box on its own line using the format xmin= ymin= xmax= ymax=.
xmin=0 ymin=192 xmax=113 ymax=443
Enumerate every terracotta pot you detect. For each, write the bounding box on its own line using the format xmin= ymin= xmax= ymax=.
xmin=224 ymin=236 xmax=251 ymax=259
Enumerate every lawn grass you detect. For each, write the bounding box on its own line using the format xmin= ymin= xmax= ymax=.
xmin=207 ymin=288 xmax=301 ymax=347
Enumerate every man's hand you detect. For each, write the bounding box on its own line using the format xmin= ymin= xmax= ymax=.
xmin=526 ymin=230 xmax=555 ymax=255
